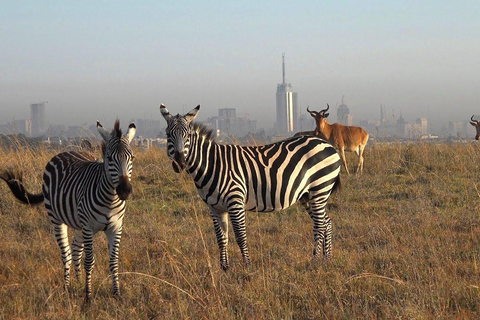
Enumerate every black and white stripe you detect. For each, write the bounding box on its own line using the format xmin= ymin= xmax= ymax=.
xmin=1 ymin=120 xmax=136 ymax=302
xmin=160 ymin=104 xmax=341 ymax=271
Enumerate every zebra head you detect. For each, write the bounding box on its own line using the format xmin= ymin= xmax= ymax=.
xmin=160 ymin=104 xmax=200 ymax=173
xmin=97 ymin=120 xmax=136 ymax=200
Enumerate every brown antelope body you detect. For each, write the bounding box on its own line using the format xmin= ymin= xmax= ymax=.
xmin=470 ymin=115 xmax=480 ymax=140
xmin=298 ymin=104 xmax=369 ymax=175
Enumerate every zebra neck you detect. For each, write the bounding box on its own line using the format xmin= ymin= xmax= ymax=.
xmin=187 ymin=133 xmax=216 ymax=178
xmin=98 ymin=164 xmax=118 ymax=197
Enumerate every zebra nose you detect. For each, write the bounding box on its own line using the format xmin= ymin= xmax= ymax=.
xmin=173 ymin=151 xmax=186 ymax=171
xmin=116 ymin=176 xmax=132 ymax=200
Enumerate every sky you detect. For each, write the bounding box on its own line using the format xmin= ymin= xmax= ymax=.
xmin=1 ymin=1 xmax=479 ymax=133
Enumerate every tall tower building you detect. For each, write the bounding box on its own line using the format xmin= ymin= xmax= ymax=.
xmin=337 ymin=96 xmax=352 ymax=125
xmin=30 ymin=102 xmax=47 ymax=137
xmin=276 ymin=54 xmax=298 ymax=134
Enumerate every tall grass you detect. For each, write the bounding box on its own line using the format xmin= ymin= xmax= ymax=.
xmin=0 ymin=140 xmax=479 ymax=319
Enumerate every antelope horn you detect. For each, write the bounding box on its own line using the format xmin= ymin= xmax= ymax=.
xmin=319 ymin=104 xmax=330 ymax=115
xmin=306 ymin=106 xmax=318 ymax=117
xmin=471 ymin=115 xmax=478 ymax=123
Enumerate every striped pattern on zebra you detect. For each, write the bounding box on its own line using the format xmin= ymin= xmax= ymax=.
xmin=0 ymin=120 xmax=136 ymax=302
xmin=160 ymin=104 xmax=341 ymax=271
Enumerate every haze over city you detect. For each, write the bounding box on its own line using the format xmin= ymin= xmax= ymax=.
xmin=1 ymin=1 xmax=479 ymax=135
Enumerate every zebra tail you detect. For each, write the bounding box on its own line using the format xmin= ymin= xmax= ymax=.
xmin=331 ymin=174 xmax=341 ymax=195
xmin=0 ymin=170 xmax=44 ymax=205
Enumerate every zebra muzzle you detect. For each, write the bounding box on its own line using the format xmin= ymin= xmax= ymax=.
xmin=172 ymin=152 xmax=186 ymax=173
xmin=116 ymin=176 xmax=132 ymax=200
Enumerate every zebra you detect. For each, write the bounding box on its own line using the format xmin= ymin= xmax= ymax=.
xmin=160 ymin=104 xmax=341 ymax=271
xmin=0 ymin=120 xmax=136 ymax=302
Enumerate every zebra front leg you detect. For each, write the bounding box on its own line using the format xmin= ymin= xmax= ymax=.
xmin=54 ymin=224 xmax=72 ymax=289
xmin=72 ymin=230 xmax=84 ymax=280
xmin=106 ymin=225 xmax=122 ymax=297
xmin=229 ymin=205 xmax=251 ymax=267
xmin=82 ymin=228 xmax=96 ymax=303
xmin=211 ymin=210 xmax=229 ymax=271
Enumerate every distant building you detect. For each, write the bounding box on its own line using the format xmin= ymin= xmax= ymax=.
xmin=13 ymin=119 xmax=31 ymax=135
xmin=30 ymin=102 xmax=47 ymax=137
xmin=337 ymin=97 xmax=353 ymax=126
xmin=48 ymin=124 xmax=66 ymax=137
xmin=298 ymin=114 xmax=315 ymax=132
xmin=0 ymin=119 xmax=31 ymax=135
xmin=275 ymin=54 xmax=298 ymax=134
xmin=135 ymin=118 xmax=161 ymax=138
xmin=448 ymin=121 xmax=469 ymax=139
xmin=207 ymin=107 xmax=257 ymax=139
xmin=403 ymin=118 xmax=428 ymax=139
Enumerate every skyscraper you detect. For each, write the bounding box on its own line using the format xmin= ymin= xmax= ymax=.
xmin=30 ymin=102 xmax=47 ymax=137
xmin=276 ymin=54 xmax=298 ymax=134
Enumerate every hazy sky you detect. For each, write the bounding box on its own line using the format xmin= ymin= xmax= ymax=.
xmin=1 ymin=1 xmax=479 ymax=132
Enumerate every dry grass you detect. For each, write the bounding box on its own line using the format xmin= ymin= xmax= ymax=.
xmin=0 ymin=140 xmax=480 ymax=319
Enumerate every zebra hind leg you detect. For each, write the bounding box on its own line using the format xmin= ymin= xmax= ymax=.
xmin=82 ymin=228 xmax=96 ymax=304
xmin=211 ymin=211 xmax=230 ymax=271
xmin=308 ymin=195 xmax=332 ymax=259
xmin=72 ymin=231 xmax=84 ymax=281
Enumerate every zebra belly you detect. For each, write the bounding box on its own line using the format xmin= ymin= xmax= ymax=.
xmin=44 ymin=195 xmax=82 ymax=229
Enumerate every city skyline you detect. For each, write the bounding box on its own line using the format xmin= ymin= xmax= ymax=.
xmin=1 ymin=2 xmax=479 ymax=135
xmin=1 ymin=100 xmax=478 ymax=140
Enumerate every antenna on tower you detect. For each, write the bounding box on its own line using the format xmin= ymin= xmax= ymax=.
xmin=282 ymin=53 xmax=286 ymax=84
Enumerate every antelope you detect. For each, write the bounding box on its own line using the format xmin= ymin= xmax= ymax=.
xmin=470 ymin=115 xmax=480 ymax=140
xmin=299 ymin=104 xmax=369 ymax=175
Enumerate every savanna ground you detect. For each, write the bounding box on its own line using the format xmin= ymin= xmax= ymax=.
xmin=0 ymin=139 xmax=479 ymax=319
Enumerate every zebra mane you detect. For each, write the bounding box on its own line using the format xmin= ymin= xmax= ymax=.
xmin=112 ymin=119 xmax=122 ymax=139
xmin=99 ymin=120 xmax=123 ymax=158
xmin=192 ymin=122 xmax=215 ymax=142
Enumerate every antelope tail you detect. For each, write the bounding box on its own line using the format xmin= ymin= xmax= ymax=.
xmin=0 ymin=170 xmax=44 ymax=205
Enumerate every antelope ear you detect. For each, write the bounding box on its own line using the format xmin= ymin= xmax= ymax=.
xmin=97 ymin=121 xmax=111 ymax=141
xmin=184 ymin=105 xmax=200 ymax=123
xmin=471 ymin=122 xmax=478 ymax=127
xmin=160 ymin=104 xmax=172 ymax=121
xmin=324 ymin=113 xmax=329 ymax=118
xmin=125 ymin=123 xmax=136 ymax=143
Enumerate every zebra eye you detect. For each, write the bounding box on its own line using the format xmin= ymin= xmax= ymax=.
xmin=107 ymin=155 xmax=113 ymax=161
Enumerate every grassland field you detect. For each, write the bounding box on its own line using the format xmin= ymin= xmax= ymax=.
xmin=0 ymin=140 xmax=479 ymax=319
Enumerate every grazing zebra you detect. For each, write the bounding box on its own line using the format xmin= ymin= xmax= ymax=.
xmin=0 ymin=120 xmax=136 ymax=302
xmin=160 ymin=104 xmax=341 ymax=271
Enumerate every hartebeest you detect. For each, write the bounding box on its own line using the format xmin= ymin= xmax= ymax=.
xmin=470 ymin=115 xmax=480 ymax=140
xmin=301 ymin=104 xmax=369 ymax=175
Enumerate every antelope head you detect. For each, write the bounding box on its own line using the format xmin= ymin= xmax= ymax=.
xmin=307 ymin=104 xmax=330 ymax=133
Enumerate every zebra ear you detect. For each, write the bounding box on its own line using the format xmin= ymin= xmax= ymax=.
xmin=160 ymin=104 xmax=172 ymax=121
xmin=125 ymin=123 xmax=136 ymax=143
xmin=184 ymin=105 xmax=200 ymax=123
xmin=97 ymin=121 xmax=111 ymax=141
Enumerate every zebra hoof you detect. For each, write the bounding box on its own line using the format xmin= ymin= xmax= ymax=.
xmin=221 ymin=262 xmax=229 ymax=272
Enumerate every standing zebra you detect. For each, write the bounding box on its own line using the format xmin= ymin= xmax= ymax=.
xmin=160 ymin=104 xmax=341 ymax=271
xmin=0 ymin=120 xmax=136 ymax=302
